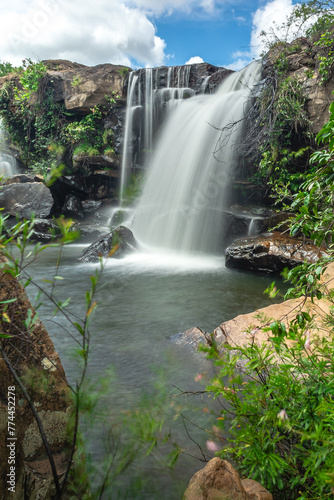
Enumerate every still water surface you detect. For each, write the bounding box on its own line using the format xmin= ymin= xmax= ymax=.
xmin=23 ymin=244 xmax=284 ymax=498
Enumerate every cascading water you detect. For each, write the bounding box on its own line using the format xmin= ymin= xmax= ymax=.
xmin=0 ymin=120 xmax=18 ymax=177
xmin=131 ymin=61 xmax=262 ymax=254
xmin=118 ymin=65 xmax=196 ymax=209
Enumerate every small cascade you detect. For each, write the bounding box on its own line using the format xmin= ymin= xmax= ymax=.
xmin=248 ymin=218 xmax=259 ymax=236
xmin=131 ymin=61 xmax=262 ymax=254
xmin=0 ymin=120 xmax=18 ymax=177
xmin=119 ymin=72 xmax=139 ymax=206
xmin=119 ymin=65 xmax=196 ymax=207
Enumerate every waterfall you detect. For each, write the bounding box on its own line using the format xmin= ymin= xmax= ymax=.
xmin=0 ymin=120 xmax=18 ymax=177
xmin=131 ymin=61 xmax=262 ymax=254
xmin=119 ymin=66 xmax=195 ymax=207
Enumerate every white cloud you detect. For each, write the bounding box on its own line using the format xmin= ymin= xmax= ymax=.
xmin=185 ymin=56 xmax=205 ymax=65
xmin=227 ymin=0 xmax=306 ymax=70
xmin=250 ymin=0 xmax=297 ymax=58
xmin=0 ymin=0 xmax=166 ymax=68
xmin=125 ymin=0 xmax=217 ymax=15
xmin=225 ymin=58 xmax=251 ymax=71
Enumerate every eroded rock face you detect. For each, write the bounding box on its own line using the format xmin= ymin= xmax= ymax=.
xmin=43 ymin=59 xmax=129 ymax=113
xmin=183 ymin=458 xmax=273 ymax=500
xmin=264 ymin=36 xmax=334 ymax=134
xmin=0 ymin=254 xmax=72 ymax=499
xmin=225 ymin=232 xmax=327 ymax=273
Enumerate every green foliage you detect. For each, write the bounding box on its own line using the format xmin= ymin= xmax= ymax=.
xmin=204 ymin=308 xmax=334 ymax=499
xmin=0 ymin=61 xmax=17 ymax=77
xmin=255 ymin=76 xmax=312 ymax=193
xmin=15 ymin=58 xmax=47 ymax=101
xmin=287 ymin=99 xmax=334 ymax=246
xmin=0 ymin=58 xmax=119 ymax=174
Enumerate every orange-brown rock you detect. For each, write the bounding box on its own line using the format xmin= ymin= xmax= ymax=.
xmin=213 ymin=262 xmax=334 ymax=353
xmin=0 ymin=254 xmax=73 ymax=499
xmin=183 ymin=458 xmax=273 ymax=500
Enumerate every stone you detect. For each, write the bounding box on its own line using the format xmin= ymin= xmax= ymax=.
xmin=30 ymin=219 xmax=62 ymax=242
xmin=62 ymin=193 xmax=83 ymax=218
xmin=183 ymin=458 xmax=273 ymax=500
xmin=43 ymin=60 xmax=129 ymax=113
xmin=225 ymin=232 xmax=327 ymax=274
xmin=0 ymin=182 xmax=54 ymax=219
xmin=67 ymin=172 xmax=119 ymax=201
xmin=264 ymin=37 xmax=334 ymax=134
xmin=170 ymin=327 xmax=210 ymax=352
xmin=1 ymin=173 xmax=42 ymax=185
xmin=81 ymin=200 xmax=102 ymax=213
xmin=48 ymin=175 xmax=89 ymax=215
xmin=79 ymin=225 xmax=137 ymax=263
xmin=0 ymin=254 xmax=72 ymax=499
xmin=212 ymin=262 xmax=334 ymax=354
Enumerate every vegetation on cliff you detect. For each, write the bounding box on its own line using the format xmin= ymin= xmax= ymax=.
xmin=0 ymin=58 xmax=123 ymax=176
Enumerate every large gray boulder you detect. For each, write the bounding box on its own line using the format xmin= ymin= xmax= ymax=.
xmin=0 ymin=182 xmax=54 ymax=219
xmin=225 ymin=232 xmax=327 ymax=273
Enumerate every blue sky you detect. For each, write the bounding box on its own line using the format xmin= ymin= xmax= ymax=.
xmin=0 ymin=0 xmax=300 ymax=71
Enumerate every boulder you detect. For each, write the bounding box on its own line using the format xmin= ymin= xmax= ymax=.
xmin=69 ymin=172 xmax=119 ymax=201
xmin=79 ymin=225 xmax=137 ymax=263
xmin=225 ymin=232 xmax=327 ymax=273
xmin=29 ymin=219 xmax=62 ymax=242
xmin=183 ymin=458 xmax=273 ymax=500
xmin=170 ymin=327 xmax=210 ymax=352
xmin=62 ymin=194 xmax=83 ymax=219
xmin=212 ymin=262 xmax=334 ymax=354
xmin=0 ymin=254 xmax=73 ymax=499
xmin=0 ymin=182 xmax=54 ymax=219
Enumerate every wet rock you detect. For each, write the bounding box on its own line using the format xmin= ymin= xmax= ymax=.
xmin=0 ymin=182 xmax=53 ymax=219
xmin=30 ymin=219 xmax=62 ymax=242
xmin=48 ymin=176 xmax=89 ymax=215
xmin=1 ymin=173 xmax=42 ymax=185
xmin=225 ymin=232 xmax=327 ymax=273
xmin=79 ymin=225 xmax=137 ymax=263
xmin=71 ymin=172 xmax=119 ymax=201
xmin=71 ymin=223 xmax=110 ymax=243
xmin=82 ymin=200 xmax=102 ymax=213
xmin=62 ymin=194 xmax=83 ymax=218
xmin=170 ymin=327 xmax=210 ymax=352
xmin=184 ymin=458 xmax=273 ymax=500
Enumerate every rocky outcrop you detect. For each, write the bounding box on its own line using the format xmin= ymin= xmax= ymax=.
xmin=225 ymin=232 xmax=326 ymax=273
xmin=0 ymin=254 xmax=73 ymax=499
xmin=79 ymin=225 xmax=137 ymax=263
xmin=264 ymin=36 xmax=334 ymax=134
xmin=42 ymin=59 xmax=129 ymax=113
xmin=184 ymin=458 xmax=273 ymax=500
xmin=132 ymin=63 xmax=233 ymax=97
xmin=211 ymin=262 xmax=334 ymax=357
